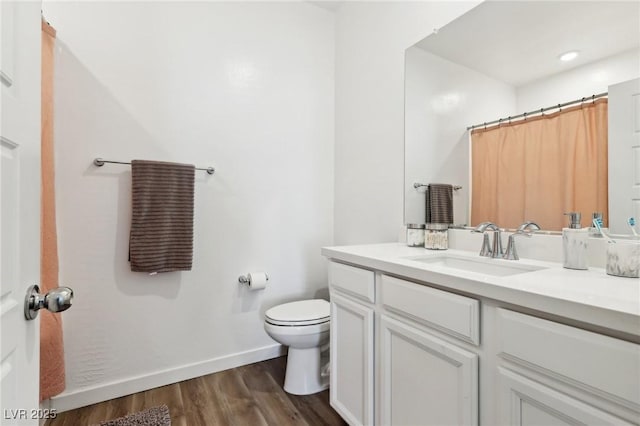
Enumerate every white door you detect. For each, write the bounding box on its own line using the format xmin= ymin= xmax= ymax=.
xmin=498 ymin=367 xmax=633 ymax=426
xmin=608 ymin=77 xmax=640 ymax=234
xmin=1 ymin=2 xmax=42 ymax=425
xmin=379 ymin=315 xmax=478 ymax=426
xmin=330 ymin=292 xmax=374 ymax=426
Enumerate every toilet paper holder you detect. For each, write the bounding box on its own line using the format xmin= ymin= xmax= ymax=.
xmin=238 ymin=273 xmax=269 ymax=285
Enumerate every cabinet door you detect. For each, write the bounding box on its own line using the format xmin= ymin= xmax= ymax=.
xmin=380 ymin=315 xmax=478 ymax=426
xmin=498 ymin=368 xmax=633 ymax=426
xmin=330 ymin=293 xmax=374 ymax=426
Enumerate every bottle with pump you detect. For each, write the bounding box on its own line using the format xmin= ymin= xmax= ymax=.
xmin=563 ymin=212 xmax=588 ymax=270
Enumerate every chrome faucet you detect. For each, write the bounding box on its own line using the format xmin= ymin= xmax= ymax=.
xmin=472 ymin=222 xmax=503 ymax=258
xmin=517 ymin=221 xmax=541 ymax=233
xmin=504 ymin=222 xmax=541 ymax=260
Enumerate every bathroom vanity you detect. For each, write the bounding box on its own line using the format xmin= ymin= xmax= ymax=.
xmin=322 ymin=243 xmax=640 ymax=426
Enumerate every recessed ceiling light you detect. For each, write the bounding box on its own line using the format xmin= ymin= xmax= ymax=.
xmin=559 ymin=51 xmax=579 ymax=62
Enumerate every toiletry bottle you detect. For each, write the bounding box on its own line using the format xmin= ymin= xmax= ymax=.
xmin=562 ymin=212 xmax=588 ymax=270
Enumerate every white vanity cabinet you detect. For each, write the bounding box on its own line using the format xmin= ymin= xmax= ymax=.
xmin=326 ymin=256 xmax=640 ymax=426
xmin=329 ymin=262 xmax=375 ymax=426
xmin=328 ymin=261 xmax=481 ymax=426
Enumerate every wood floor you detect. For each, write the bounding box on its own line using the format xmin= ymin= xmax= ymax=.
xmin=47 ymin=356 xmax=346 ymax=426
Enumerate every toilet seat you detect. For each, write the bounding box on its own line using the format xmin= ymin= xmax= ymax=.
xmin=265 ymin=299 xmax=329 ymax=327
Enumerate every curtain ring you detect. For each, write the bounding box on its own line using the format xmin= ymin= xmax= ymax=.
xmin=523 ymin=112 xmax=527 ymax=120
xmin=540 ymin=108 xmax=544 ymax=116
xmin=558 ymin=103 xmax=562 ymax=111
xmin=592 ymin=94 xmax=595 ymax=104
xmin=508 ymin=116 xmax=511 ymax=123
xmin=484 ymin=122 xmax=487 ymax=129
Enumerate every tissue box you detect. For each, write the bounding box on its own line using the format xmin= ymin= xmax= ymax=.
xmin=606 ymin=240 xmax=640 ymax=278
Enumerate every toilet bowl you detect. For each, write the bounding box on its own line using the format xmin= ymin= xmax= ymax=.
xmin=264 ymin=299 xmax=330 ymax=395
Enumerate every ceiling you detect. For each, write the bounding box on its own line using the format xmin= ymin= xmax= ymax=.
xmin=415 ymin=1 xmax=640 ymax=87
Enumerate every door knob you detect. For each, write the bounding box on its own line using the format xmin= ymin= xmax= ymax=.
xmin=24 ymin=285 xmax=74 ymax=320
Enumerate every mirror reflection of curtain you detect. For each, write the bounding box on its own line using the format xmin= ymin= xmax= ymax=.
xmin=470 ymin=99 xmax=608 ymax=231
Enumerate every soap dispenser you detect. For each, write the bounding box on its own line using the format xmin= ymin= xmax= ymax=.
xmin=562 ymin=212 xmax=588 ymax=270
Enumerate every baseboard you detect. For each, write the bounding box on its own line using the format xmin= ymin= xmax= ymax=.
xmin=50 ymin=344 xmax=286 ymax=413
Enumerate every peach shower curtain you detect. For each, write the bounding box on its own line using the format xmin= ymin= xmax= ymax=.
xmin=41 ymin=19 xmax=65 ymax=401
xmin=471 ymin=99 xmax=608 ymax=231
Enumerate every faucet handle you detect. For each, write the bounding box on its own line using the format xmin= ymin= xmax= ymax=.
xmin=504 ymin=230 xmax=533 ymax=260
xmin=472 ymin=222 xmax=502 ymax=257
xmin=479 ymin=233 xmax=492 ymax=257
xmin=492 ymin=228 xmax=504 ymax=257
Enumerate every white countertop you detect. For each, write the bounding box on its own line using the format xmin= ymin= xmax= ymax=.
xmin=322 ymin=243 xmax=640 ymax=338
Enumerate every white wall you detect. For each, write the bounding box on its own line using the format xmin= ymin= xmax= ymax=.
xmin=404 ymin=46 xmax=516 ymax=225
xmin=43 ymin=1 xmax=334 ymax=410
xmin=517 ymin=49 xmax=640 ymax=111
xmin=334 ymin=1 xmax=480 ymax=244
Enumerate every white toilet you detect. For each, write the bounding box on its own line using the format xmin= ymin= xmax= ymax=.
xmin=264 ymin=299 xmax=330 ymax=395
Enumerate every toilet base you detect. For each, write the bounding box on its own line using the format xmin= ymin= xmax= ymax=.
xmin=284 ymin=346 xmax=329 ymax=395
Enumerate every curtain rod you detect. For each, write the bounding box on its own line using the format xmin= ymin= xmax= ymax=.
xmin=467 ymin=92 xmax=608 ymax=131
xmin=93 ymin=158 xmax=215 ymax=175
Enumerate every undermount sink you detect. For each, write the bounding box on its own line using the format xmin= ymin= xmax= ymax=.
xmin=405 ymin=254 xmax=548 ymax=277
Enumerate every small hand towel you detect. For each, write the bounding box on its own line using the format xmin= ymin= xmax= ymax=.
xmin=129 ymin=160 xmax=195 ymax=273
xmin=426 ymin=183 xmax=453 ymax=224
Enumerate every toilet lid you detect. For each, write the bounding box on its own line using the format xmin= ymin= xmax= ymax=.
xmin=265 ymin=299 xmax=330 ymax=326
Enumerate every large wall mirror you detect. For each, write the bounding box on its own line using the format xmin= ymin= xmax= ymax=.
xmin=404 ymin=1 xmax=640 ymax=233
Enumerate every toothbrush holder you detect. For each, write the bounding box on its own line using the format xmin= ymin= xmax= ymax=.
xmin=606 ymin=240 xmax=640 ymax=278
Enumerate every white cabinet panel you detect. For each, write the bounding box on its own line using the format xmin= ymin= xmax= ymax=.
xmin=380 ymin=315 xmax=478 ymax=426
xmin=497 ymin=308 xmax=640 ymax=410
xmin=329 ymin=262 xmax=375 ymax=303
xmin=330 ymin=293 xmax=374 ymax=426
xmin=381 ymin=274 xmax=479 ymax=345
xmin=498 ymin=368 xmax=633 ymax=426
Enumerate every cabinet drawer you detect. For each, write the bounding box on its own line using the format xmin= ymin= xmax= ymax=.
xmin=380 ymin=275 xmax=479 ymax=345
xmin=329 ymin=262 xmax=375 ymax=303
xmin=497 ymin=308 xmax=640 ymax=409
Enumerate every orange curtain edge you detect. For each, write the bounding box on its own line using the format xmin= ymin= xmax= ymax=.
xmin=40 ymin=22 xmax=65 ymax=401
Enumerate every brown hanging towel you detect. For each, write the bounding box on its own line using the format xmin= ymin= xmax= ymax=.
xmin=426 ymin=183 xmax=453 ymax=224
xmin=129 ymin=160 xmax=195 ymax=272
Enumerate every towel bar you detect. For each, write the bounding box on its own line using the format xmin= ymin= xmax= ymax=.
xmin=94 ymin=158 xmax=215 ymax=175
xmin=414 ymin=183 xmax=462 ymax=191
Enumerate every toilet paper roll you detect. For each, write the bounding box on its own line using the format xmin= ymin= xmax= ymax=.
xmin=247 ymin=272 xmax=268 ymax=291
